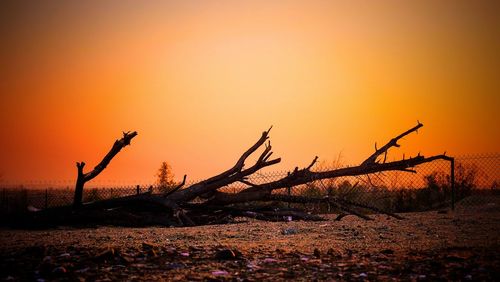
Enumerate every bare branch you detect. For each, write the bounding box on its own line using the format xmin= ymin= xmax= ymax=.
xmin=85 ymin=131 xmax=138 ymax=181
xmin=361 ymin=122 xmax=422 ymax=166
xmin=164 ymin=174 xmax=187 ymax=198
xmin=306 ymin=156 xmax=319 ymax=170
xmin=203 ymin=127 xmax=272 ymax=185
xmin=73 ymin=131 xmax=138 ymax=208
xmin=167 ymin=127 xmax=281 ymax=202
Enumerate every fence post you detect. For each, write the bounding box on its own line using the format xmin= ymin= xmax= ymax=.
xmin=45 ymin=188 xmax=48 ymax=209
xmin=136 ymin=185 xmax=140 ymax=195
xmin=287 ymin=172 xmax=291 ymax=208
xmin=451 ymin=157 xmax=455 ymax=211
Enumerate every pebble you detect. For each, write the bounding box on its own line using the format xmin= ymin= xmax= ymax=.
xmin=313 ymin=248 xmax=321 ymax=258
xmin=281 ymin=228 xmax=298 ymax=235
xmin=52 ymin=266 xmax=67 ymax=274
xmin=212 ymin=270 xmax=229 ymax=276
xmin=381 ymin=249 xmax=394 ymax=255
xmin=215 ymin=249 xmax=237 ymax=260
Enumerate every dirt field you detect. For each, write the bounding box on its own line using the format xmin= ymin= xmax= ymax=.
xmin=1 ymin=207 xmax=499 ymax=281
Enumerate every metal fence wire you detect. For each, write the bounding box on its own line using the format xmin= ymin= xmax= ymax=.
xmin=1 ymin=154 xmax=498 ymax=215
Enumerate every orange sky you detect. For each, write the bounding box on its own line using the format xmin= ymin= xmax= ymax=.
xmin=1 ymin=0 xmax=499 ymax=185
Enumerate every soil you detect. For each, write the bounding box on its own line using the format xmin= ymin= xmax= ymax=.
xmin=1 ymin=208 xmax=499 ymax=281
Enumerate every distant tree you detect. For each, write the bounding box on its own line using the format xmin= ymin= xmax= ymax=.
xmin=454 ymin=162 xmax=480 ymax=198
xmin=421 ymin=162 xmax=481 ymax=207
xmin=156 ymin=162 xmax=176 ymax=192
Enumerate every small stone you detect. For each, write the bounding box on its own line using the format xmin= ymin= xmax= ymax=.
xmin=120 ymin=255 xmax=135 ymax=263
xmin=313 ymin=248 xmax=321 ymax=258
xmin=263 ymin=258 xmax=277 ymax=263
xmin=327 ymin=248 xmax=342 ymax=258
xmin=142 ymin=242 xmax=157 ymax=250
xmin=95 ymin=248 xmax=116 ymax=261
xmin=212 ymin=270 xmax=229 ymax=276
xmin=215 ymin=249 xmax=237 ymax=260
xmin=75 ymin=267 xmax=89 ymax=273
xmin=281 ymin=228 xmax=298 ymax=235
xmin=380 ymin=249 xmax=394 ymax=255
xmin=52 ymin=266 xmax=67 ymax=274
xmin=165 ymin=262 xmax=186 ymax=270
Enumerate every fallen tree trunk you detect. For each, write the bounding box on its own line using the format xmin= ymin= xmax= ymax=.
xmin=12 ymin=123 xmax=453 ymax=228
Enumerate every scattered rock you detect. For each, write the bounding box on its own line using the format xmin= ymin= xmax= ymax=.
xmin=165 ymin=262 xmax=186 ymax=270
xmin=95 ymin=248 xmax=116 ymax=262
xmin=141 ymin=242 xmax=158 ymax=250
xmin=327 ymin=248 xmax=342 ymax=258
xmin=212 ymin=270 xmax=229 ymax=276
xmin=281 ymin=228 xmax=298 ymax=235
xmin=75 ymin=267 xmax=89 ymax=273
xmin=313 ymin=248 xmax=321 ymax=258
xmin=263 ymin=258 xmax=278 ymax=263
xmin=58 ymin=253 xmax=70 ymax=258
xmin=52 ymin=266 xmax=67 ymax=274
xmin=215 ymin=249 xmax=242 ymax=260
xmin=381 ymin=249 xmax=394 ymax=255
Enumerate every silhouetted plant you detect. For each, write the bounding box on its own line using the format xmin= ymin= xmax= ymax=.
xmin=156 ymin=161 xmax=176 ymax=193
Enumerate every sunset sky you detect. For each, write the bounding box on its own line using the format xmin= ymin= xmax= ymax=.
xmin=1 ymin=0 xmax=499 ymax=185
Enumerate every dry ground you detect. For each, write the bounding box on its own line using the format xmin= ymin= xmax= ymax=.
xmin=1 ymin=205 xmax=499 ymax=281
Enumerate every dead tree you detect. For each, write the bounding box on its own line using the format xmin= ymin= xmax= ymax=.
xmin=162 ymin=122 xmax=452 ymax=224
xmin=73 ymin=131 xmax=138 ymax=207
xmin=13 ymin=123 xmax=453 ymax=228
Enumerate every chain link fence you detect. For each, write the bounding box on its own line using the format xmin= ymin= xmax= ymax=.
xmin=1 ymin=154 xmax=498 ymax=216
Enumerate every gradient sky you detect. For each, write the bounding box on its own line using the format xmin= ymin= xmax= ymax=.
xmin=1 ymin=0 xmax=499 ymax=185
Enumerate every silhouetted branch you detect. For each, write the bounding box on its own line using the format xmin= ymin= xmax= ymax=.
xmin=164 ymin=175 xmax=187 ymax=198
xmin=361 ymin=122 xmax=422 ymax=166
xmin=73 ymin=131 xmax=138 ymax=208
